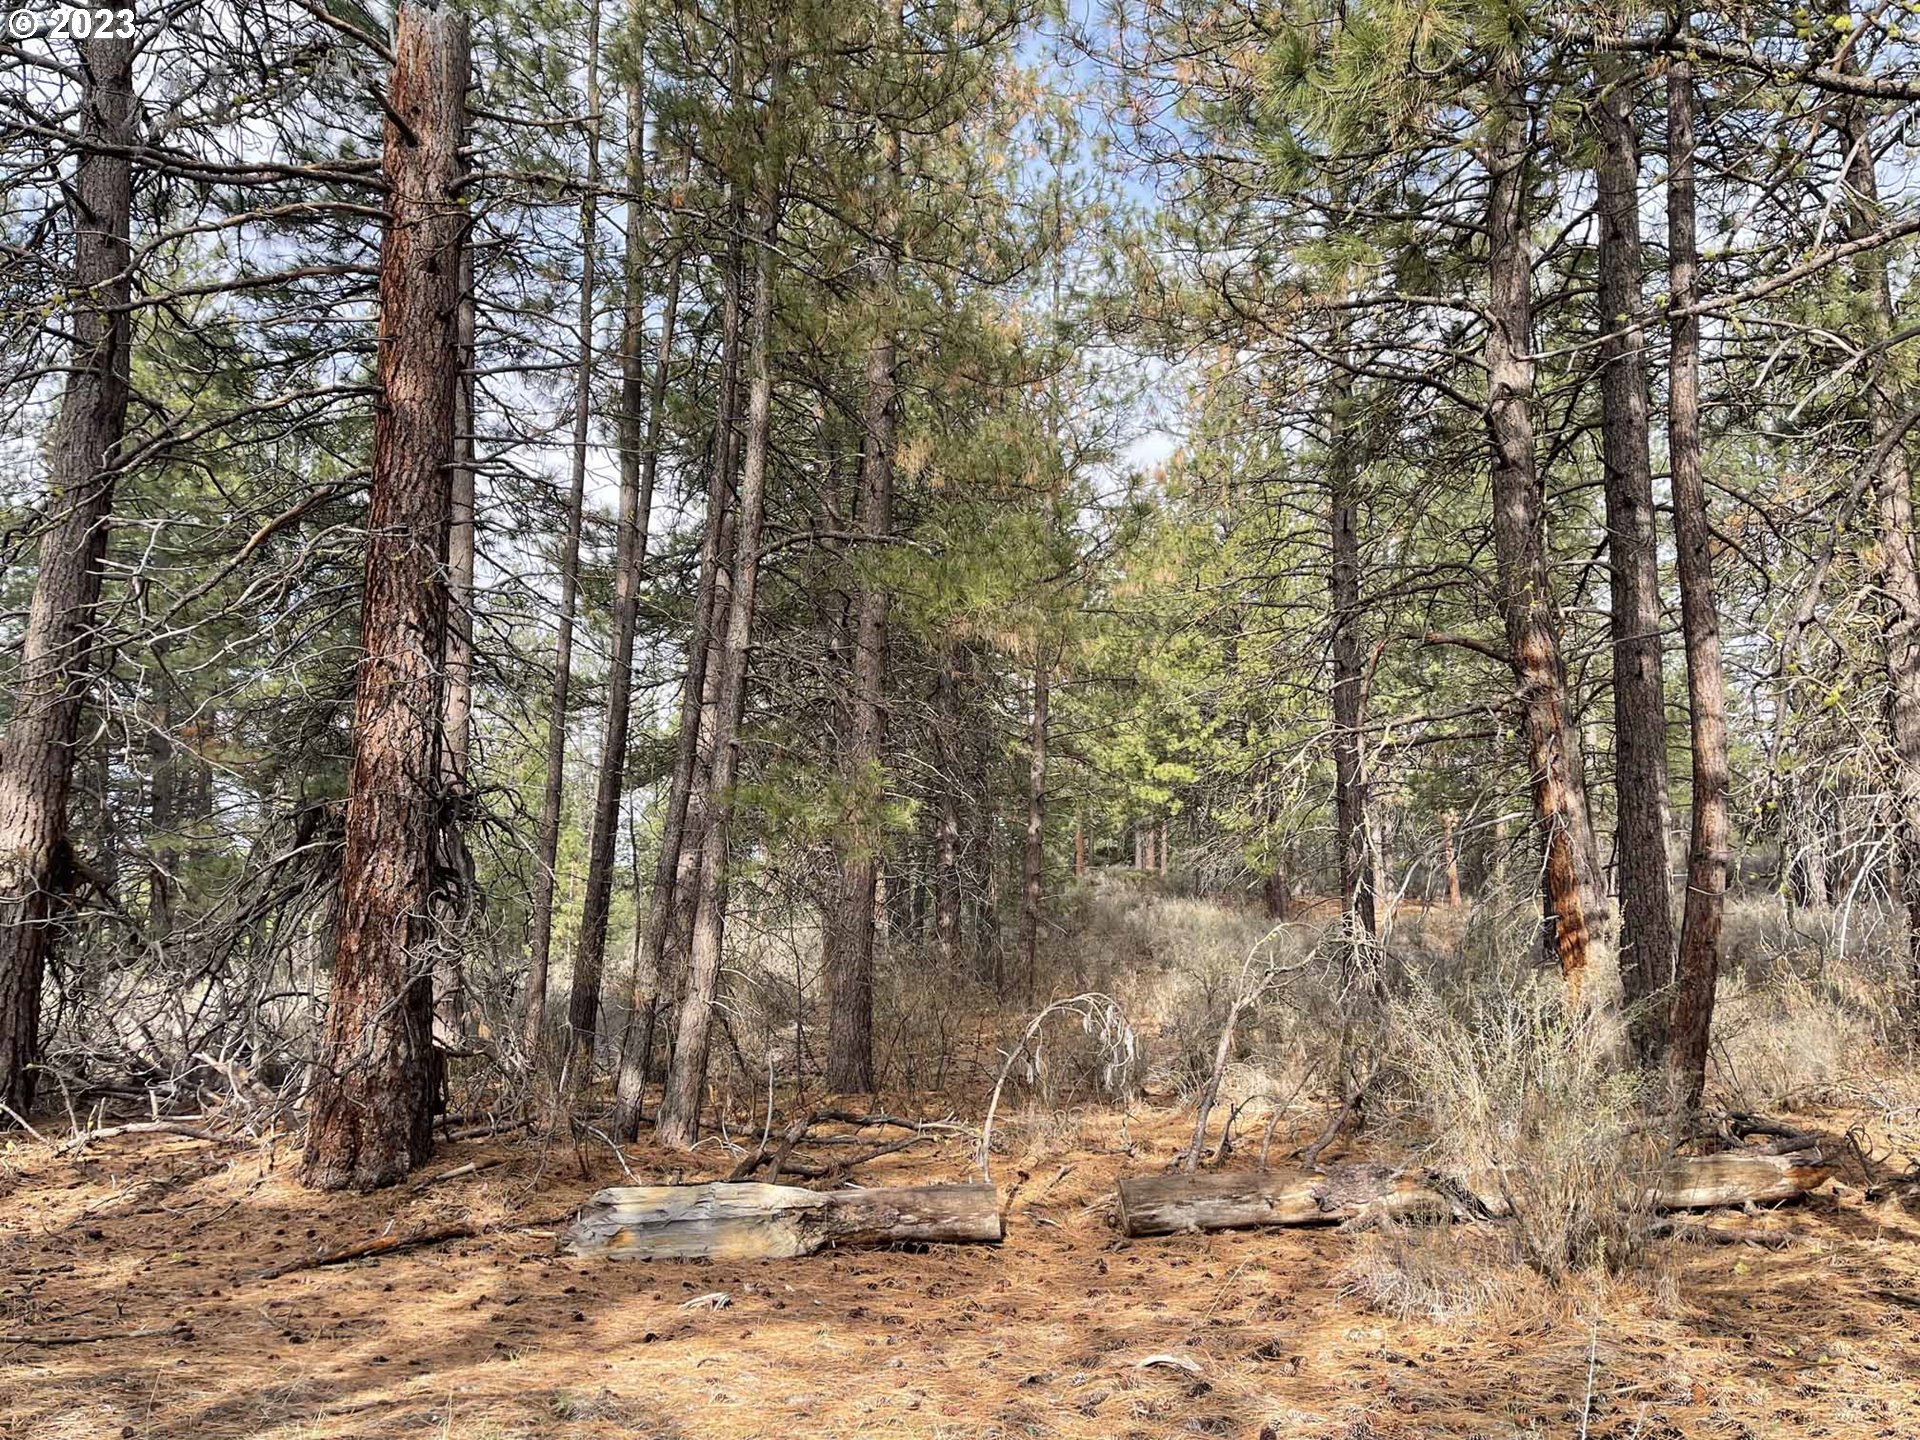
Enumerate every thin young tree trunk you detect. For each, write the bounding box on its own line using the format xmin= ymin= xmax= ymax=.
xmin=655 ymin=169 xmax=782 ymax=1151
xmin=303 ymin=2 xmax=467 ymax=1190
xmin=970 ymin=645 xmax=1000 ymax=983
xmin=608 ymin=200 xmax=738 ymax=1143
xmin=1592 ymin=57 xmax=1675 ymax=1061
xmin=0 ymin=17 xmax=135 ymax=1119
xmin=147 ymin=654 xmax=175 ymax=941
xmin=826 ymin=75 xmax=901 ymax=1092
xmin=524 ymin=3 xmax=604 ymax=1063
xmin=1664 ymin=33 xmax=1730 ymax=1112
xmin=1482 ymin=70 xmax=1604 ymax=995
xmin=1326 ymin=358 xmax=1377 ymax=945
xmin=571 ymin=19 xmax=669 ymax=1080
xmin=1830 ymin=41 xmax=1920 ymax=1023
xmin=661 ymin=193 xmax=752 ymax=1027
xmin=434 ymin=230 xmax=477 ymax=1052
xmin=933 ymin=645 xmax=962 ymax=969
xmin=1019 ymin=653 xmax=1050 ymax=1005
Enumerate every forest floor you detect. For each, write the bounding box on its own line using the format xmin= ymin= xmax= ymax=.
xmin=4 ymin=1096 xmax=1918 ymax=1440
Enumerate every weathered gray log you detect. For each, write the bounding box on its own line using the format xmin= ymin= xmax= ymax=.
xmin=1649 ymin=1148 xmax=1831 ymax=1209
xmin=1115 ymin=1150 xmax=1831 ymax=1238
xmin=1115 ymin=1164 xmax=1497 ymax=1237
xmin=567 ymin=1181 xmax=1003 ymax=1260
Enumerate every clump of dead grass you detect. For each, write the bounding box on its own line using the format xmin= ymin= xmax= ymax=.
xmin=1336 ymin=1223 xmax=1530 ymax=1322
xmin=1705 ymin=897 xmax=1907 ymax=1111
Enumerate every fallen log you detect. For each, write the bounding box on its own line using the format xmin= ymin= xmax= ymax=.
xmin=1114 ymin=1150 xmax=1832 ymax=1238
xmin=1115 ymin=1164 xmax=1492 ymax=1236
xmin=1652 ymin=1149 xmax=1832 ymax=1209
xmin=566 ymin=1181 xmax=1003 ymax=1261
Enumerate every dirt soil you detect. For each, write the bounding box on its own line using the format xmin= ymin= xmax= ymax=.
xmin=4 ymin=1106 xmax=1918 ymax=1440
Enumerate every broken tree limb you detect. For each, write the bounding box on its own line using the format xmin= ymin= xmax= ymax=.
xmin=566 ymin=1181 xmax=1003 ymax=1260
xmin=0 ymin=1321 xmax=193 ymax=1348
xmin=724 ymin=1109 xmax=965 ymax=1183
xmin=1114 ymin=1150 xmax=1832 ymax=1237
xmin=253 ymin=1214 xmax=571 ymax=1281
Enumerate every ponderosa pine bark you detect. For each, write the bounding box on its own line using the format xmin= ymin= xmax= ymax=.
xmin=0 ymin=16 xmax=135 ymax=1120
xmin=1592 ymin=56 xmax=1675 ymax=1061
xmin=655 ymin=177 xmax=781 ymax=1151
xmin=825 ymin=55 xmax=901 ymax=1093
xmin=525 ymin=0 xmax=603 ymax=1064
xmin=302 ymin=0 xmax=467 ymax=1190
xmin=1665 ymin=33 xmax=1730 ymax=1111
xmin=1482 ymin=70 xmax=1605 ymax=993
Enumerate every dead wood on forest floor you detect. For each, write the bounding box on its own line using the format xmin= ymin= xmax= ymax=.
xmin=1115 ymin=1149 xmax=1833 ymax=1237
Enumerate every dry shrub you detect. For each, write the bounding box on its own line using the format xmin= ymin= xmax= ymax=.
xmin=1379 ymin=974 xmax=1659 ymax=1279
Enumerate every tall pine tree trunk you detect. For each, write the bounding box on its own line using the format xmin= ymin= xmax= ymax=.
xmin=0 ymin=17 xmax=135 ymax=1119
xmin=661 ymin=192 xmax=753 ymax=1046
xmin=1831 ymin=43 xmax=1920 ymax=1022
xmin=1326 ymin=357 xmax=1377 ymax=946
xmin=571 ymin=26 xmax=674 ymax=1079
xmin=655 ymin=170 xmax=780 ymax=1149
xmin=826 ymin=69 xmax=901 ymax=1093
xmin=525 ymin=1 xmax=603 ymax=1062
xmin=1592 ymin=58 xmax=1675 ymax=1059
xmin=608 ymin=199 xmax=741 ymax=1143
xmin=1482 ymin=71 xmax=1605 ymax=994
xmin=303 ymin=1 xmax=468 ymax=1189
xmin=1665 ymin=33 xmax=1730 ymax=1110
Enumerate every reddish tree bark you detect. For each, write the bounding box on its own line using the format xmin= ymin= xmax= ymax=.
xmin=1482 ymin=70 xmax=1605 ymax=993
xmin=302 ymin=1 xmax=468 ymax=1190
xmin=0 ymin=19 xmax=135 ymax=1120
